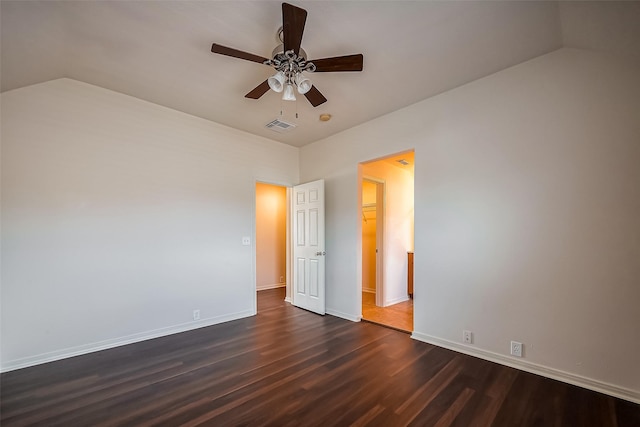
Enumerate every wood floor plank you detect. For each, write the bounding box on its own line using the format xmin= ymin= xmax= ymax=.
xmin=350 ymin=404 xmax=386 ymax=427
xmin=432 ymin=387 xmax=475 ymax=427
xmin=1 ymin=288 xmax=638 ymax=426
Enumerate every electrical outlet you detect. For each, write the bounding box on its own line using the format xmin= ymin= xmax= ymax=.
xmin=510 ymin=341 xmax=523 ymax=357
xmin=280 ymin=276 xmax=284 ymax=283
xmin=242 ymin=236 xmax=251 ymax=246
xmin=193 ymin=309 xmax=200 ymax=321
xmin=463 ymin=330 xmax=473 ymax=344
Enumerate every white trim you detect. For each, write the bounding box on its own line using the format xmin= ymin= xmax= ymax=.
xmin=288 ymin=186 xmax=294 ymax=307
xmin=257 ymin=282 xmax=286 ymax=291
xmin=326 ymin=308 xmax=361 ymax=322
xmin=384 ymin=295 xmax=409 ymax=306
xmin=363 ymin=176 xmax=386 ymax=308
xmin=411 ymin=331 xmax=640 ymax=404
xmin=284 ymin=296 xmax=292 ymax=303
xmin=1 ymin=309 xmax=254 ymax=373
xmin=285 ymin=187 xmax=292 ymax=305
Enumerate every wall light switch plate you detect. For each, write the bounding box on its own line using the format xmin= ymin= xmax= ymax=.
xmin=463 ymin=330 xmax=473 ymax=344
xmin=242 ymin=236 xmax=251 ymax=246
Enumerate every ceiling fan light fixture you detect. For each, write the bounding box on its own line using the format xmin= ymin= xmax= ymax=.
xmin=296 ymin=74 xmax=312 ymax=94
xmin=210 ymin=2 xmax=363 ymax=108
xmin=268 ymin=71 xmax=285 ymax=93
xmin=282 ymin=83 xmax=296 ymax=101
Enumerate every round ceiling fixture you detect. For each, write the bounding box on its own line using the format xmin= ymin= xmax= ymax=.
xmin=319 ymin=114 xmax=332 ymax=122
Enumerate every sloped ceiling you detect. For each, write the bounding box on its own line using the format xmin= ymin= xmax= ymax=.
xmin=1 ymin=1 xmax=638 ymax=147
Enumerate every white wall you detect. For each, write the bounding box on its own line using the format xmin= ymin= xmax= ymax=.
xmin=0 ymin=78 xmax=299 ymax=370
xmin=362 ymin=161 xmax=414 ymax=306
xmin=300 ymin=48 xmax=640 ymax=401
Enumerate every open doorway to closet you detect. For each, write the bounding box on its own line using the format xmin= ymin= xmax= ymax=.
xmin=360 ymin=151 xmax=414 ymax=332
xmin=255 ymin=182 xmax=288 ymax=312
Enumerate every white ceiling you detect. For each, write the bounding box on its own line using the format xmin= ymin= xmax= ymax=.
xmin=2 ymin=1 xmax=639 ymax=148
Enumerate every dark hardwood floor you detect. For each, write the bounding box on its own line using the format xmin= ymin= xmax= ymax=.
xmin=2 ymin=287 xmax=638 ymax=426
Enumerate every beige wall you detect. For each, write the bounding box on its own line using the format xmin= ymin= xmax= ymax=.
xmin=255 ymin=183 xmax=287 ymax=290
xmin=1 ymin=78 xmax=299 ymax=371
xmin=300 ymin=49 xmax=640 ymax=401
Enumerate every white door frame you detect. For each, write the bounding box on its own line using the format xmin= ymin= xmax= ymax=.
xmin=362 ymin=177 xmax=385 ymax=307
xmin=359 ymin=148 xmax=413 ymax=318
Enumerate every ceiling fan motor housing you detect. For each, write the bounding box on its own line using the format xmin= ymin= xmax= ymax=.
xmin=266 ymin=46 xmax=315 ymax=75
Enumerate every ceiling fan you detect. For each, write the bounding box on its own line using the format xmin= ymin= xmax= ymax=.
xmin=210 ymin=2 xmax=363 ymax=107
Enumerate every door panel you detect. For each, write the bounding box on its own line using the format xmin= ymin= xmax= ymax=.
xmin=297 ymin=258 xmax=305 ymax=293
xmin=292 ymin=179 xmax=325 ymax=315
xmin=296 ymin=211 xmax=305 ymax=245
xmin=310 ymin=209 xmax=319 ymax=246
xmin=309 ymin=260 xmax=319 ymax=297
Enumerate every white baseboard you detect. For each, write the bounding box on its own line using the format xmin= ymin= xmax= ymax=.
xmin=411 ymin=331 xmax=640 ymax=404
xmin=384 ymin=295 xmax=409 ymax=306
xmin=284 ymin=296 xmax=292 ymax=303
xmin=326 ymin=308 xmax=361 ymax=322
xmin=0 ymin=309 xmax=255 ymax=373
xmin=257 ymin=282 xmax=286 ymax=291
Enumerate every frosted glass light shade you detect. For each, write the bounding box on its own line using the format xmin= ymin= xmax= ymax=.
xmin=268 ymin=72 xmax=285 ymax=93
xmin=296 ymin=74 xmax=312 ymax=94
xmin=282 ymin=83 xmax=296 ymax=101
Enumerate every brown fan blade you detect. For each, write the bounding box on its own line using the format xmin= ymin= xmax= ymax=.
xmin=304 ymin=85 xmax=327 ymax=107
xmin=245 ymin=80 xmax=271 ymax=99
xmin=282 ymin=3 xmax=307 ymax=55
xmin=309 ymin=54 xmax=363 ymax=72
xmin=211 ymin=43 xmax=269 ymax=65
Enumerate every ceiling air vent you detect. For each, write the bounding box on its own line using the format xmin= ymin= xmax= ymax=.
xmin=265 ymin=118 xmax=297 ymax=133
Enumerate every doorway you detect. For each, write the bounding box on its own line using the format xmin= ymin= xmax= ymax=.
xmin=360 ymin=151 xmax=415 ymax=332
xmin=362 ymin=179 xmax=384 ymax=305
xmin=255 ymin=182 xmax=288 ymax=312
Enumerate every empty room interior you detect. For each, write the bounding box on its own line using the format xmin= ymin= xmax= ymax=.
xmin=1 ymin=1 xmax=639 ymax=425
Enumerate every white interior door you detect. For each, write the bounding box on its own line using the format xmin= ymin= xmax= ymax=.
xmin=292 ymin=179 xmax=325 ymax=315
